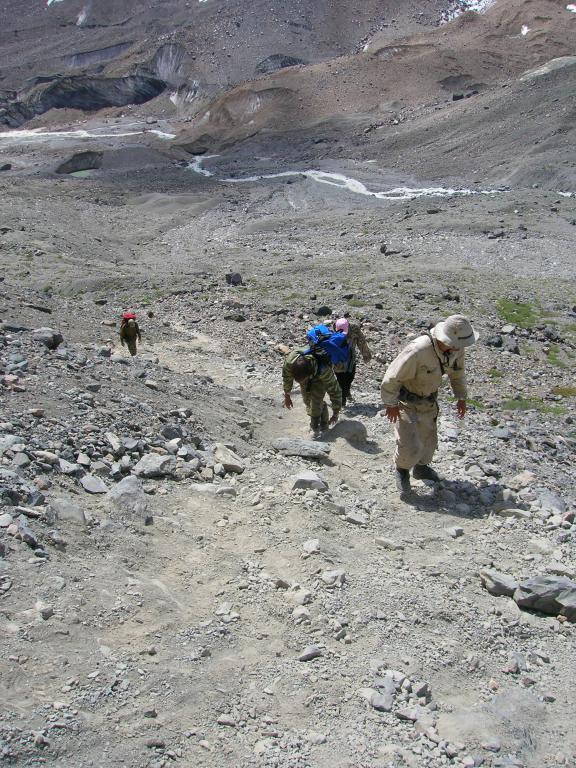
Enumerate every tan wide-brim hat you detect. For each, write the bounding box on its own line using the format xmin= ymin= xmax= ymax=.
xmin=434 ymin=314 xmax=479 ymax=349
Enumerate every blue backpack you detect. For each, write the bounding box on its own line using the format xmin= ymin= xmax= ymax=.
xmin=305 ymin=324 xmax=350 ymax=367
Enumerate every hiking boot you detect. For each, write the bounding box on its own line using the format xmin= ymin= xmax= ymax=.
xmin=412 ymin=464 xmax=440 ymax=482
xmin=394 ymin=467 xmax=411 ymax=494
xmin=310 ymin=420 xmax=322 ymax=440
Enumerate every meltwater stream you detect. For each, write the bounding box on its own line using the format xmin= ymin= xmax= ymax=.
xmin=0 ymin=126 xmax=176 ymax=146
xmin=189 ymin=155 xmax=499 ymax=202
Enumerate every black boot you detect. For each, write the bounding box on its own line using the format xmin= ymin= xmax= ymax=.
xmin=413 ymin=464 xmax=440 ymax=482
xmin=394 ymin=467 xmax=411 ymax=494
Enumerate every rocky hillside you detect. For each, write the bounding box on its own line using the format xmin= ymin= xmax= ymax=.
xmin=0 ymin=1 xmax=575 ymax=767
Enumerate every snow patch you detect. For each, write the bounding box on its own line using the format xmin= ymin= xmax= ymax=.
xmin=521 ymin=25 xmax=530 ymax=36
xmin=189 ymin=157 xmax=497 ymax=201
xmin=442 ymin=0 xmax=496 ymax=23
xmin=567 ymin=4 xmax=576 ymax=13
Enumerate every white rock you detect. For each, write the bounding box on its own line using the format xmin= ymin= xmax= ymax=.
xmin=321 ymin=569 xmax=346 ymax=587
xmin=302 ymin=538 xmax=320 ymax=554
xmin=289 ymin=470 xmax=327 ymax=492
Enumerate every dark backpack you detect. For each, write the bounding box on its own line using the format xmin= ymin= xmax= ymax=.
xmin=305 ymin=324 xmax=350 ymax=367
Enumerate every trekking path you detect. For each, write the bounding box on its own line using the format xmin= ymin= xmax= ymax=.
xmin=139 ymin=327 xmax=569 ymax=767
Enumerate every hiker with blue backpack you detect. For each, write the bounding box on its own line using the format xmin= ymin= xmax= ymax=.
xmin=282 ymin=324 xmax=349 ymax=437
xmin=332 ymin=317 xmax=372 ymax=407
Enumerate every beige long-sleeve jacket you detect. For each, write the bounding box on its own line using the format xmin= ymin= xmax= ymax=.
xmin=380 ymin=330 xmax=468 ymax=407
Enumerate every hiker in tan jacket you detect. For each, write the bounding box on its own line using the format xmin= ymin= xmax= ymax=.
xmin=381 ymin=315 xmax=478 ymax=494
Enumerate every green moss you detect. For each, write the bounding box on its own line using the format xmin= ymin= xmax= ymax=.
xmin=487 ymin=367 xmax=503 ymax=379
xmin=347 ymin=298 xmax=370 ymax=307
xmin=500 ymin=397 xmax=566 ymax=415
xmin=496 ymin=298 xmax=538 ymax=328
xmin=546 ymin=345 xmax=567 ymax=368
xmin=552 ymin=385 xmax=576 ymax=397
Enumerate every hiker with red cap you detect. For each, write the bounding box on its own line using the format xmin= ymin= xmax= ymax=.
xmin=119 ymin=311 xmax=142 ymax=356
xmin=333 ymin=317 xmax=372 ymax=407
xmin=381 ymin=314 xmax=478 ymax=494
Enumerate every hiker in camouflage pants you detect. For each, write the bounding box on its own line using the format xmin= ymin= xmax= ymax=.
xmin=282 ymin=348 xmax=342 ymax=436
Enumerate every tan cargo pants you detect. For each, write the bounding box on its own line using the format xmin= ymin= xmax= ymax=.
xmin=394 ymin=399 xmax=439 ymax=470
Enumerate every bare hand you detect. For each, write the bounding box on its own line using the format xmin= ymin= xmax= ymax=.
xmin=457 ymin=399 xmax=467 ymax=419
xmin=385 ymin=405 xmax=401 ymax=423
xmin=283 ymin=393 xmax=293 ymax=410
xmin=329 ymin=411 xmax=340 ymax=426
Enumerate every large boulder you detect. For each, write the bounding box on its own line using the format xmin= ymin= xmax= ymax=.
xmin=480 ymin=569 xmax=519 ymax=598
xmin=80 ymin=474 xmax=108 ymax=494
xmin=133 ymin=453 xmax=176 ymax=478
xmin=0 ymin=434 xmax=25 ymax=456
xmin=107 ymin=475 xmax=147 ymax=513
xmin=213 ymin=444 xmax=245 ymax=474
xmin=272 ymin=438 xmax=330 ymax=460
xmin=50 ymin=498 xmax=87 ymax=526
xmin=32 ymin=327 xmax=63 ymax=350
xmin=513 ymin=576 xmax=576 ymax=621
xmin=289 ymin=470 xmax=328 ymax=492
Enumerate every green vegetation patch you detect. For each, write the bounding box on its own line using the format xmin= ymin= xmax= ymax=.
xmin=500 ymin=396 xmax=566 ymax=415
xmin=552 ymin=385 xmax=576 ymax=398
xmin=546 ymin=345 xmax=567 ymax=368
xmin=487 ymin=367 xmax=503 ymax=379
xmin=496 ymin=298 xmax=538 ymax=328
xmin=347 ymin=298 xmax=370 ymax=307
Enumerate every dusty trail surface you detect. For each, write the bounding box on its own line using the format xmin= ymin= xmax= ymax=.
xmin=1 ymin=1 xmax=575 ymax=765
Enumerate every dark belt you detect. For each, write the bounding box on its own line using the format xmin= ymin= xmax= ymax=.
xmin=399 ymin=386 xmax=437 ymax=403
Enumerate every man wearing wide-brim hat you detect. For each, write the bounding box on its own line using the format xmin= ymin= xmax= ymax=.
xmin=381 ymin=315 xmax=479 ymax=495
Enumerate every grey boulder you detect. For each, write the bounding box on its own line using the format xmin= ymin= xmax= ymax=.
xmin=513 ymin=576 xmax=576 ymax=621
xmin=32 ymin=327 xmax=63 ymax=350
xmin=133 ymin=453 xmax=176 ymax=478
xmin=81 ymin=474 xmax=108 ymax=494
xmin=50 ymin=498 xmax=87 ymax=526
xmin=272 ymin=437 xmax=330 ymax=460
xmin=480 ymin=569 xmax=519 ymax=598
xmin=213 ymin=443 xmax=245 ymax=474
xmin=290 ymin=470 xmax=328 ymax=492
xmin=107 ymin=475 xmax=147 ymax=513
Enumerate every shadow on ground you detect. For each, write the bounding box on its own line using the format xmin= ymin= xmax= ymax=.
xmin=323 ymin=419 xmax=382 ymax=455
xmin=402 ymin=479 xmax=503 ymax=519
